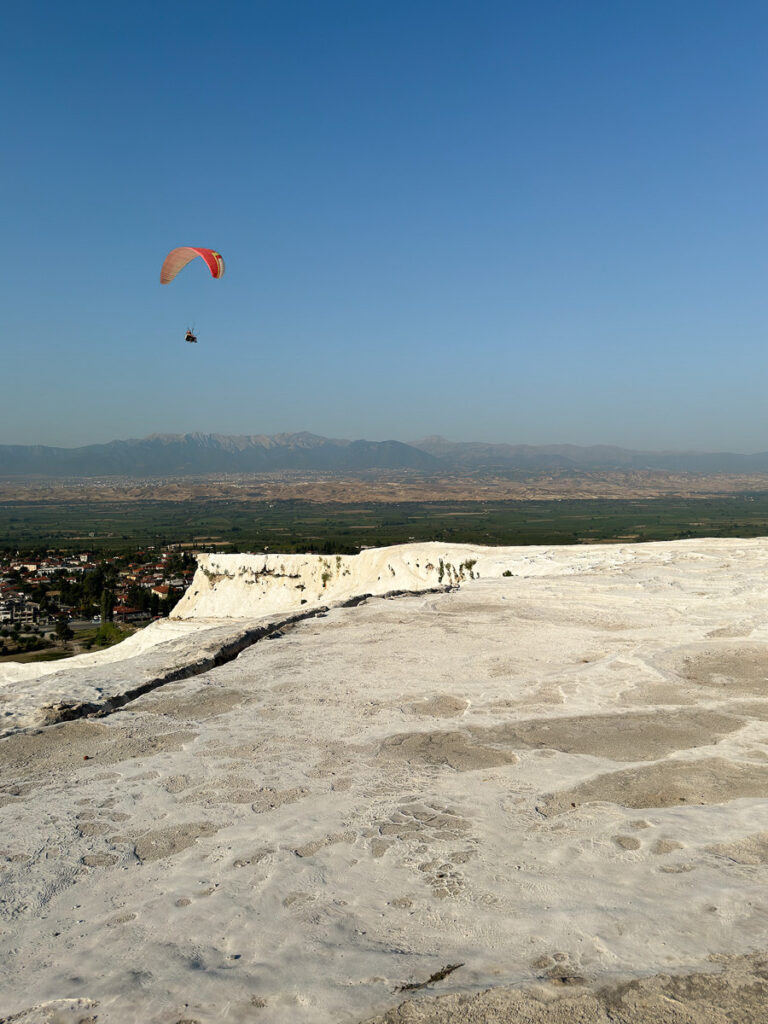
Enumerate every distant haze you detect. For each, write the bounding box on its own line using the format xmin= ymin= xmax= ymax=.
xmin=4 ymin=432 xmax=768 ymax=478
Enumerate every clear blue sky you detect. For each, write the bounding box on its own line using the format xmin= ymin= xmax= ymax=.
xmin=3 ymin=0 xmax=768 ymax=451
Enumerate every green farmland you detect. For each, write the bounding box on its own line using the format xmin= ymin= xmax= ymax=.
xmin=3 ymin=494 xmax=768 ymax=555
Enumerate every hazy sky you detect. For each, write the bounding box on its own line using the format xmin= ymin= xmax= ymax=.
xmin=3 ymin=1 xmax=768 ymax=451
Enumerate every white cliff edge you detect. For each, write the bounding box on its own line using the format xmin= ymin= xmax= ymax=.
xmin=171 ymin=536 xmax=767 ymax=619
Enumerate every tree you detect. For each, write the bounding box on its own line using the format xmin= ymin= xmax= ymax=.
xmin=127 ymin=584 xmax=151 ymax=613
xmin=55 ymin=616 xmax=73 ymax=644
xmin=100 ymin=589 xmax=115 ymax=623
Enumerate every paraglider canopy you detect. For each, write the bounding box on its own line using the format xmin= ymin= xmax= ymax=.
xmin=160 ymin=247 xmax=225 ymax=284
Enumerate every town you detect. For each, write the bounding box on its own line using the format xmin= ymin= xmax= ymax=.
xmin=0 ymin=547 xmax=196 ymax=661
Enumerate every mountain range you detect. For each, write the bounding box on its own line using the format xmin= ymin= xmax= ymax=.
xmin=2 ymin=432 xmax=768 ymax=477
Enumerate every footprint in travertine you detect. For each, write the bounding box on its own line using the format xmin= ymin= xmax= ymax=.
xmin=365 ymin=801 xmax=472 ymax=854
xmin=251 ymin=786 xmax=309 ymax=813
xmin=106 ymin=911 xmax=137 ymax=926
xmin=76 ymin=821 xmax=110 ymax=837
xmin=233 ymin=847 xmax=274 ymax=868
xmin=184 ymin=784 xmax=308 ymax=812
xmin=673 ymin=643 xmax=768 ymax=696
xmin=133 ymin=822 xmax=219 ymax=863
xmin=76 ymin=811 xmax=134 ymax=865
xmin=407 ymin=695 xmax=469 ymax=718
xmin=0 ymin=999 xmax=100 ymax=1021
xmin=378 ymin=730 xmax=518 ymax=771
xmin=0 ymin=789 xmax=27 ymax=810
xmin=293 ymin=831 xmax=356 ymax=858
xmin=389 ymin=895 xmax=414 ymax=909
xmin=108 ymin=833 xmax=133 ymax=847
xmin=184 ymin=775 xmax=310 ymax=808
xmin=486 ymin=657 xmax=521 ymax=679
xmin=370 ymin=838 xmax=392 ymax=858
xmin=137 ymin=685 xmax=254 ymax=720
xmin=707 ymin=831 xmax=768 ymax=865
xmin=473 ymin=708 xmax=744 ymax=762
xmin=537 ymin=758 xmax=768 ymax=816
xmin=283 ymin=891 xmax=316 ymax=908
xmin=365 ymin=803 xmax=475 ymax=890
xmin=417 ymin=858 xmax=465 ymax=898
xmin=281 ymin=891 xmax=322 ymax=923
xmin=651 ymin=838 xmax=683 ymax=855
xmin=309 ymin=748 xmax=358 ymax=782
xmin=82 ymin=853 xmax=118 ymax=867
xmin=613 ymin=836 xmax=641 ymax=851
xmin=162 ymin=774 xmax=195 ymax=793
xmin=531 ymin=951 xmax=585 ymax=986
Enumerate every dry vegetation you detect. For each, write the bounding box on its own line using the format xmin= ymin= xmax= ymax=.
xmin=3 ymin=469 xmax=768 ymax=504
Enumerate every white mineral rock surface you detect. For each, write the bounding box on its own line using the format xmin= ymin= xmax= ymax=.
xmin=2 ymin=539 xmax=768 ymax=1023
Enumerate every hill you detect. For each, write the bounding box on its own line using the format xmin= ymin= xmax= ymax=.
xmin=4 ymin=431 xmax=768 ymax=477
xmin=411 ymin=435 xmax=768 ymax=473
xmin=0 ymin=432 xmax=438 ymax=476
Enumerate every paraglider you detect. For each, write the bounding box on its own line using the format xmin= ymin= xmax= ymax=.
xmin=160 ymin=247 xmax=225 ymax=343
xmin=160 ymin=247 xmax=225 ymax=284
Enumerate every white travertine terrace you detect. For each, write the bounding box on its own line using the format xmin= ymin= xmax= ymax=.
xmin=2 ymin=538 xmax=768 ymax=1023
xmin=171 ymin=538 xmax=768 ymax=619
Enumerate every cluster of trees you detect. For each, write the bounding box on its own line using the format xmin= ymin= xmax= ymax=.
xmin=0 ymin=617 xmax=133 ymax=659
xmin=0 ymin=624 xmax=54 ymax=657
xmin=56 ymin=563 xmax=119 ymax=617
xmin=82 ymin=621 xmax=125 ymax=651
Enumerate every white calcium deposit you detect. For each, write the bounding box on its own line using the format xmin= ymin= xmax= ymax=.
xmin=170 ymin=538 xmax=757 ymax=620
xmin=171 ymin=543 xmax=507 ymax=619
xmin=2 ymin=538 xmax=768 ymax=1023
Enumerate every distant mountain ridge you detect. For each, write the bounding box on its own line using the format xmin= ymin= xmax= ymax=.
xmin=2 ymin=432 xmax=768 ymax=477
xmin=0 ymin=433 xmax=438 ymax=477
xmin=411 ymin=436 xmax=768 ymax=475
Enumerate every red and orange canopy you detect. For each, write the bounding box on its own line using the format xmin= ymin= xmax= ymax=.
xmin=160 ymin=247 xmax=225 ymax=284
